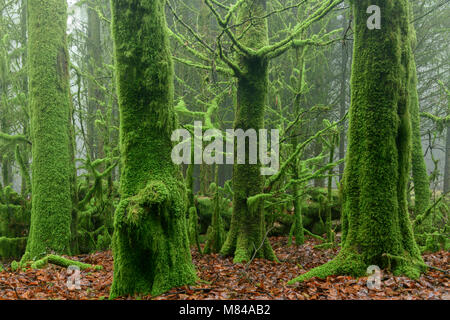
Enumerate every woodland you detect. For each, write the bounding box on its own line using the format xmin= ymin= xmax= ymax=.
xmin=0 ymin=0 xmax=449 ymax=301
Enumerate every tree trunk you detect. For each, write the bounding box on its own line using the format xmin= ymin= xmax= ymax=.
xmin=204 ymin=165 xmax=225 ymax=254
xmin=86 ymin=0 xmax=104 ymax=160
xmin=409 ymin=41 xmax=431 ymax=226
xmin=290 ymin=0 xmax=425 ymax=283
xmin=220 ymin=0 xmax=276 ymax=263
xmin=109 ymin=0 xmax=196 ymax=298
xmin=444 ymin=123 xmax=450 ymax=193
xmin=23 ymin=0 xmax=73 ymax=260
xmin=339 ymin=11 xmax=349 ymax=181
xmin=20 ymin=0 xmax=30 ymax=197
xmin=290 ymin=43 xmax=307 ymax=246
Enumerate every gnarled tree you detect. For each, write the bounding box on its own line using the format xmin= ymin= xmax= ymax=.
xmin=202 ymin=0 xmax=342 ymax=263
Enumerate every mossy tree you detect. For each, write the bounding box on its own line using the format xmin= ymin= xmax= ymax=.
xmin=290 ymin=0 xmax=426 ymax=284
xmin=202 ymin=0 xmax=341 ymax=263
xmin=86 ymin=0 xmax=105 ymax=161
xmin=22 ymin=0 xmax=74 ymax=261
xmin=444 ymin=87 xmax=450 ymax=194
xmin=109 ymin=0 xmax=196 ymax=298
xmin=203 ymin=168 xmax=226 ymax=254
xmin=215 ymin=0 xmax=277 ymax=263
xmin=289 ymin=29 xmax=308 ymax=246
xmin=408 ymin=13 xmax=431 ymax=228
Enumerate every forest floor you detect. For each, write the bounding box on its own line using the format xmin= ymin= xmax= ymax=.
xmin=0 ymin=236 xmax=448 ymax=300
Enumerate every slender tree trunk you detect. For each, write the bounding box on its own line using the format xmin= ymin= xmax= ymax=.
xmin=23 ymin=0 xmax=73 ymax=259
xmin=339 ymin=11 xmax=349 ymax=181
xmin=69 ymin=99 xmax=79 ymax=254
xmin=86 ymin=0 xmax=104 ymax=160
xmin=220 ymin=0 xmax=276 ymax=263
xmin=204 ymin=165 xmax=225 ymax=254
xmin=290 ymin=0 xmax=424 ymax=283
xmin=0 ymin=22 xmax=11 ymax=188
xmin=326 ymin=143 xmax=335 ymax=243
xmin=109 ymin=0 xmax=196 ymax=298
xmin=20 ymin=0 xmax=30 ymax=197
xmin=444 ymin=87 xmax=450 ymax=194
xmin=198 ymin=1 xmax=213 ymax=196
xmin=291 ymin=44 xmax=306 ymax=246
xmin=409 ymin=18 xmax=430 ymax=223
xmin=444 ymin=124 xmax=450 ymax=193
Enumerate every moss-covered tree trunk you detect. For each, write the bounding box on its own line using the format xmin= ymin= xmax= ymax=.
xmin=204 ymin=166 xmax=225 ymax=254
xmin=18 ymin=0 xmax=30 ymax=197
xmin=109 ymin=0 xmax=196 ymax=298
xmin=290 ymin=44 xmax=307 ymax=246
xmin=445 ymin=123 xmax=450 ymax=194
xmin=220 ymin=0 xmax=276 ymax=263
xmin=326 ymin=144 xmax=336 ymax=243
xmin=86 ymin=0 xmax=104 ymax=160
xmin=442 ymin=79 xmax=450 ymax=194
xmin=408 ymin=21 xmax=430 ymax=225
xmin=22 ymin=0 xmax=73 ymax=260
xmin=186 ymin=145 xmax=202 ymax=253
xmin=290 ymin=0 xmax=425 ymax=283
xmin=339 ymin=11 xmax=349 ymax=181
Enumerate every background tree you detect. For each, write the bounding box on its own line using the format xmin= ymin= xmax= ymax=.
xmin=201 ymin=0 xmax=343 ymax=263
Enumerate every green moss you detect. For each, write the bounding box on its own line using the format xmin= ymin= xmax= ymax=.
xmin=290 ymin=0 xmax=425 ymax=283
xmin=125 ymin=181 xmax=170 ymax=226
xmin=424 ymin=235 xmax=440 ymax=253
xmin=187 ymin=206 xmax=200 ymax=246
xmin=30 ymin=254 xmax=102 ymax=270
xmin=423 ymin=232 xmax=448 ymax=253
xmin=96 ymin=229 xmax=112 ymax=251
xmin=0 ymin=237 xmax=27 ymax=259
xmin=196 ymin=197 xmax=214 ymax=233
xmin=0 ymin=186 xmax=30 ymax=238
xmin=289 ymin=249 xmax=366 ymax=284
xmin=23 ymin=0 xmax=73 ymax=260
xmin=109 ymin=0 xmax=196 ymax=299
xmin=203 ymin=178 xmax=226 ymax=254
xmin=196 ymin=196 xmax=232 ymax=233
xmin=11 ymin=260 xmax=19 ymax=272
